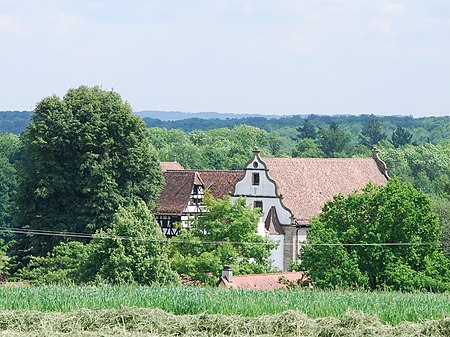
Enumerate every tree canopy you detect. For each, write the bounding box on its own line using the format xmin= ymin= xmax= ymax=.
xmin=15 ymin=86 xmax=163 ymax=258
xmin=169 ymin=195 xmax=277 ymax=285
xmin=81 ymin=201 xmax=179 ymax=285
xmin=300 ymin=180 xmax=450 ymax=291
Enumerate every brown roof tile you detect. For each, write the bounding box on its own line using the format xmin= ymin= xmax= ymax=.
xmin=185 ymin=170 xmax=244 ymax=199
xmin=157 ymin=170 xmax=244 ymax=215
xmin=160 ymin=161 xmax=184 ymax=172
xmin=157 ymin=171 xmax=196 ymax=215
xmin=219 ymin=271 xmax=309 ymax=290
xmin=261 ymin=157 xmax=388 ymax=224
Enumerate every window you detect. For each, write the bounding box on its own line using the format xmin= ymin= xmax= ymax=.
xmin=252 ymin=173 xmax=260 ymax=185
xmin=254 ymin=201 xmax=263 ymax=210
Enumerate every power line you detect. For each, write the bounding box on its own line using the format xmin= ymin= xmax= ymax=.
xmin=1 ymin=227 xmax=448 ymax=247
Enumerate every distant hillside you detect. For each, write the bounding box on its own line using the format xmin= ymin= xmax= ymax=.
xmin=135 ymin=110 xmax=285 ymax=121
xmin=0 ymin=111 xmax=32 ymax=134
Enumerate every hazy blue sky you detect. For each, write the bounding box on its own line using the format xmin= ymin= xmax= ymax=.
xmin=1 ymin=0 xmax=450 ymax=116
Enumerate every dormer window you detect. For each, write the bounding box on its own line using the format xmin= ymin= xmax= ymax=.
xmin=252 ymin=173 xmax=260 ymax=186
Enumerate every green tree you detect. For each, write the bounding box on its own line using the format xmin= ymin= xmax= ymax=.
xmin=267 ymin=131 xmax=284 ymax=156
xmin=359 ymin=115 xmax=387 ymax=148
xmin=391 ymin=126 xmax=413 ymax=147
xmin=15 ymin=86 xmax=163 ymax=258
xmin=15 ymin=241 xmax=88 ymax=284
xmin=318 ymin=123 xmax=353 ymax=157
xmin=296 ymin=118 xmax=318 ymax=140
xmin=81 ymin=201 xmax=179 ymax=285
xmin=292 ymin=138 xmax=324 ymax=158
xmin=0 ymin=133 xmax=20 ymax=230
xmin=300 ymin=180 xmax=450 ymax=291
xmin=170 ymin=195 xmax=277 ymax=285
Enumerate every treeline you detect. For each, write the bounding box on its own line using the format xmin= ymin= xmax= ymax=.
xmin=1 ymin=111 xmax=449 ymax=146
xmin=143 ymin=114 xmax=450 ymax=144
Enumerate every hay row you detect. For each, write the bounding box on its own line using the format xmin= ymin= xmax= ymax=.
xmin=0 ymin=308 xmax=449 ymax=337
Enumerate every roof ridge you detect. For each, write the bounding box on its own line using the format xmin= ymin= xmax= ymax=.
xmin=233 ymin=271 xmax=305 ymax=278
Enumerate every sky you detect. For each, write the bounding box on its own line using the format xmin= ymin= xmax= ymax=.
xmin=1 ymin=0 xmax=450 ymax=116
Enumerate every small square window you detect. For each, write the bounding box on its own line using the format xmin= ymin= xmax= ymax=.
xmin=254 ymin=201 xmax=263 ymax=210
xmin=252 ymin=173 xmax=260 ymax=185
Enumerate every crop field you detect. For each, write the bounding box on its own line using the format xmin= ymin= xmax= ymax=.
xmin=0 ymin=286 xmax=449 ymax=336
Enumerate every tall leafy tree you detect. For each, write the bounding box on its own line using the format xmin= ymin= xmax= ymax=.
xmin=16 ymin=86 xmax=163 ymax=258
xmin=318 ymin=123 xmax=353 ymax=157
xmin=391 ymin=126 xmax=413 ymax=147
xmin=292 ymin=138 xmax=324 ymax=158
xmin=300 ymin=180 xmax=450 ymax=291
xmin=81 ymin=201 xmax=179 ymax=285
xmin=296 ymin=118 xmax=318 ymax=140
xmin=359 ymin=115 xmax=387 ymax=148
xmin=0 ymin=133 xmax=20 ymax=231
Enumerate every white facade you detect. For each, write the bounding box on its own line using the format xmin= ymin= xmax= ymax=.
xmin=232 ymin=151 xmax=297 ymax=271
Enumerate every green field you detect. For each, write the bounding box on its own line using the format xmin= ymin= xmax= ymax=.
xmin=1 ymin=286 xmax=449 ymax=324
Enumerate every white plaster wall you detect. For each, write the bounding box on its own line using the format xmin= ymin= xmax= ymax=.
xmin=257 ymin=218 xmax=266 ymax=236
xmin=233 ymin=155 xmax=292 ymax=224
xmin=269 ymin=234 xmax=284 ymax=270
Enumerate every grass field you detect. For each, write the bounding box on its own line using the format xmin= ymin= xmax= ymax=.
xmin=1 ymin=286 xmax=449 ymax=325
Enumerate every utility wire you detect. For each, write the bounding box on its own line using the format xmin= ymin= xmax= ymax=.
xmin=1 ymin=227 xmax=448 ymax=247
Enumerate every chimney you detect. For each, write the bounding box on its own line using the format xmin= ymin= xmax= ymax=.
xmin=371 ymin=147 xmax=390 ymax=180
xmin=222 ymin=265 xmax=233 ymax=283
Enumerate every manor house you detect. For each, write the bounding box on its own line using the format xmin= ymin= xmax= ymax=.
xmin=157 ymin=149 xmax=389 ymax=270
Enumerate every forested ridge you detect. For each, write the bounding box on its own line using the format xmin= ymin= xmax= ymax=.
xmin=1 ymin=111 xmax=449 ymax=145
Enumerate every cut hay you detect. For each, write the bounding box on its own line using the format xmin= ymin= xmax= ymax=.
xmin=0 ymin=308 xmax=449 ymax=337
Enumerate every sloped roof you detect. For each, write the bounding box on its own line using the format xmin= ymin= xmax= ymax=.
xmin=219 ymin=271 xmax=309 ymax=290
xmin=157 ymin=171 xmax=197 ymax=215
xmin=261 ymin=157 xmax=388 ymax=224
xmin=265 ymin=206 xmax=284 ymax=235
xmin=160 ymin=161 xmax=184 ymax=172
xmin=157 ymin=170 xmax=244 ymax=215
xmin=185 ymin=170 xmax=244 ymax=199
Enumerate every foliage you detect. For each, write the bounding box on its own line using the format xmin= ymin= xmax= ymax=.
xmin=391 ymin=126 xmax=413 ymax=147
xmin=15 ymin=86 xmax=163 ymax=258
xmin=148 ymin=125 xmax=283 ymax=170
xmin=359 ymin=115 xmax=387 ymax=148
xmin=292 ymin=138 xmax=324 ymax=158
xmin=300 ymin=180 xmax=450 ymax=291
xmin=317 ymin=123 xmax=353 ymax=157
xmin=0 ymin=133 xmax=20 ymax=231
xmin=1 ymin=286 xmax=450 ymax=325
xmin=429 ymin=194 xmax=450 ymax=257
xmin=169 ymin=196 xmax=277 ymax=285
xmin=81 ymin=201 xmax=179 ymax=285
xmin=379 ymin=142 xmax=450 ymax=196
xmin=14 ymin=241 xmax=88 ymax=284
xmin=296 ymin=118 xmax=318 ymax=140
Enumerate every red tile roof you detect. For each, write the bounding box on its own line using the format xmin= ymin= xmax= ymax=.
xmin=219 ymin=271 xmax=309 ymax=290
xmin=160 ymin=161 xmax=184 ymax=172
xmin=261 ymin=157 xmax=388 ymax=224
